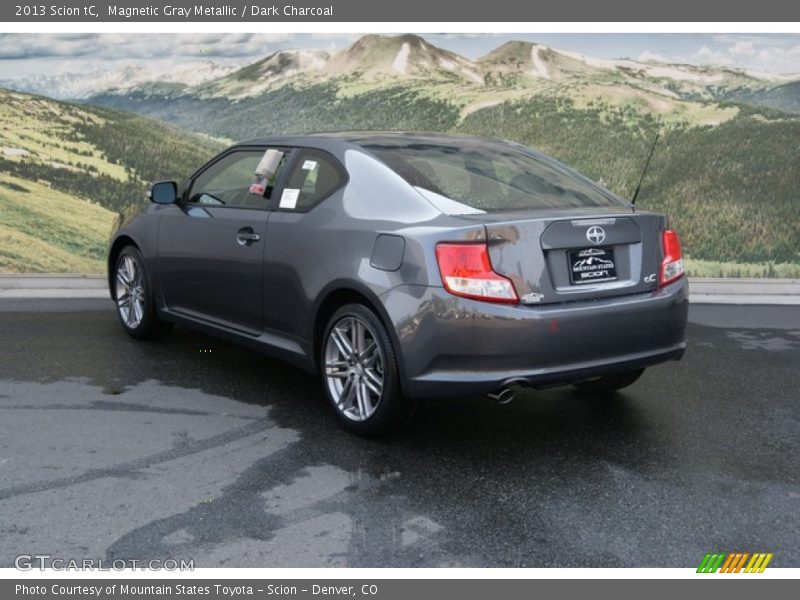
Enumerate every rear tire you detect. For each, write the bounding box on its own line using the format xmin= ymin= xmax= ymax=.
xmin=573 ymin=368 xmax=645 ymax=394
xmin=320 ymin=303 xmax=415 ymax=436
xmin=113 ymin=245 xmax=172 ymax=340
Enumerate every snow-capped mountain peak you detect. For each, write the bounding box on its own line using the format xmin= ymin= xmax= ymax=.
xmin=0 ymin=60 xmax=241 ymax=99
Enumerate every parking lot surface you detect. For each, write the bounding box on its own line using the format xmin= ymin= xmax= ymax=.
xmin=0 ymin=302 xmax=798 ymax=567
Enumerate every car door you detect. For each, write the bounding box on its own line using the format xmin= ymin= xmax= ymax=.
xmin=262 ymin=148 xmax=348 ymax=339
xmin=157 ymin=147 xmax=289 ymax=335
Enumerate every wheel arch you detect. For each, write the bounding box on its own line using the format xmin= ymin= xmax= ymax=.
xmin=312 ymin=282 xmax=408 ymax=394
xmin=107 ymin=235 xmax=139 ymax=300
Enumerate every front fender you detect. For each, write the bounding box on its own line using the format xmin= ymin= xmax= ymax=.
xmin=106 ymin=206 xmax=161 ymax=301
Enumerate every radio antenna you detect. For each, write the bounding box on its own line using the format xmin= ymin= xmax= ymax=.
xmin=632 ymin=132 xmax=660 ymax=206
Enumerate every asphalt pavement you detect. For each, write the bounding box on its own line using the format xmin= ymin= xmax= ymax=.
xmin=0 ymin=299 xmax=798 ymax=568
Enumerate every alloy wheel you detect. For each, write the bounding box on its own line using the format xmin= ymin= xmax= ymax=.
xmin=115 ymin=254 xmax=145 ymax=329
xmin=324 ymin=315 xmax=385 ymax=421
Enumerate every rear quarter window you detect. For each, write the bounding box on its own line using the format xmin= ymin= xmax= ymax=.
xmin=280 ymin=150 xmax=346 ymax=212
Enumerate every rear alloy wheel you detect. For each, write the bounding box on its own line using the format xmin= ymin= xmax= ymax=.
xmin=322 ymin=304 xmax=414 ymax=435
xmin=573 ymin=368 xmax=645 ymax=394
xmin=113 ymin=246 xmax=172 ymax=340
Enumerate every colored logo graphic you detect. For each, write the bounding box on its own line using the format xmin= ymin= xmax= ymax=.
xmin=697 ymin=553 xmax=773 ymax=573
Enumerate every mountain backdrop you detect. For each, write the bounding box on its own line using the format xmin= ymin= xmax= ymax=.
xmin=2 ymin=34 xmax=799 ymax=275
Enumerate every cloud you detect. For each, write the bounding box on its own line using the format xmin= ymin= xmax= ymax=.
xmin=730 ymin=40 xmax=756 ymax=56
xmin=435 ymin=33 xmax=505 ymax=39
xmin=752 ymin=44 xmax=800 ymax=74
xmin=0 ymin=33 xmax=297 ymax=62
xmin=711 ymin=33 xmax=792 ymax=48
xmin=638 ymin=50 xmax=670 ymax=63
xmin=0 ymin=34 xmax=97 ymax=59
xmin=309 ymin=33 xmax=362 ymax=41
xmin=691 ymin=45 xmax=735 ymax=66
xmin=688 ymin=38 xmax=800 ymax=74
xmin=698 ymin=34 xmax=800 ymax=73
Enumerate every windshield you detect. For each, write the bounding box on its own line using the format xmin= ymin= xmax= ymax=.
xmin=358 ymin=137 xmax=626 ymax=214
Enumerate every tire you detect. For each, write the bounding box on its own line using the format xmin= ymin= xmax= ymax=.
xmin=320 ymin=303 xmax=415 ymax=436
xmin=112 ymin=245 xmax=172 ymax=340
xmin=573 ymin=368 xmax=645 ymax=394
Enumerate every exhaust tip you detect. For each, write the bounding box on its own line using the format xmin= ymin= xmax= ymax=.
xmin=488 ymin=387 xmax=514 ymax=405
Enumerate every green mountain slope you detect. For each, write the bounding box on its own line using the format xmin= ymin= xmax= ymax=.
xmin=726 ymin=81 xmax=800 ymax=114
xmin=91 ymin=83 xmax=461 ymax=140
xmin=0 ymin=89 xmax=224 ymax=272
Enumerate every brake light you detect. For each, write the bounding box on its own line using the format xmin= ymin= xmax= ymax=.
xmin=659 ymin=229 xmax=684 ymax=287
xmin=435 ymin=243 xmax=519 ymax=304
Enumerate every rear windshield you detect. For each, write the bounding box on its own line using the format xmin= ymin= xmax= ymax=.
xmin=359 ymin=137 xmax=625 ymax=214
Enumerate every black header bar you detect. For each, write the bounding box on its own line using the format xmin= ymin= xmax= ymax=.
xmin=3 ymin=0 xmax=800 ymax=22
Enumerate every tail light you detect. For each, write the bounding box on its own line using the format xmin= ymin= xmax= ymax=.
xmin=435 ymin=243 xmax=519 ymax=304
xmin=659 ymin=229 xmax=684 ymax=287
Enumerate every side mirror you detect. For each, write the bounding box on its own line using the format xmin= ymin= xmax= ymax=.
xmin=147 ymin=181 xmax=178 ymax=205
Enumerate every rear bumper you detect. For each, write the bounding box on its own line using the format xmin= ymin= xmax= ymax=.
xmin=381 ymin=277 xmax=689 ymax=398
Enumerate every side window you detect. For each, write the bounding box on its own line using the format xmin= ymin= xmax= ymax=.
xmin=188 ymin=149 xmax=286 ymax=209
xmin=278 ymin=150 xmax=345 ymax=212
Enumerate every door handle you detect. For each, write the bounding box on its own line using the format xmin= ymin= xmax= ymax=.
xmin=236 ymin=228 xmax=261 ymax=246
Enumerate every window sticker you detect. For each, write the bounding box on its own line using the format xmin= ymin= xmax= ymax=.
xmin=301 ymin=159 xmax=318 ymax=171
xmin=279 ymin=188 xmax=300 ymax=209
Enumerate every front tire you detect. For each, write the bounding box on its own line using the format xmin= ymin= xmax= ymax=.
xmin=113 ymin=246 xmax=172 ymax=340
xmin=321 ymin=303 xmax=415 ymax=436
xmin=573 ymin=368 xmax=645 ymax=394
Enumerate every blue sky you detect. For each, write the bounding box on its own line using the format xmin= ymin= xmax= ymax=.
xmin=1 ymin=32 xmax=799 ymax=79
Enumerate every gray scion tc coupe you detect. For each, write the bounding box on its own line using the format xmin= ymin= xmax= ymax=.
xmin=109 ymin=133 xmax=688 ymax=435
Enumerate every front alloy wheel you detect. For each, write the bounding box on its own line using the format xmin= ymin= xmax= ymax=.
xmin=115 ymin=254 xmax=145 ymax=329
xmin=321 ymin=304 xmax=415 ymax=435
xmin=113 ymin=246 xmax=172 ymax=340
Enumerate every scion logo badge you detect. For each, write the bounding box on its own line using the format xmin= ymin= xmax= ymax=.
xmin=696 ymin=552 xmax=773 ymax=573
xmin=586 ymin=225 xmax=606 ymax=245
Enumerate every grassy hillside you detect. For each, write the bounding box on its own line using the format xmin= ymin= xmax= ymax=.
xmin=0 ymin=89 xmax=224 ymax=272
xmin=0 ymin=174 xmax=112 ymax=272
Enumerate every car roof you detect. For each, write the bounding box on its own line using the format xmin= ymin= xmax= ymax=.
xmin=235 ymin=131 xmax=498 ymax=151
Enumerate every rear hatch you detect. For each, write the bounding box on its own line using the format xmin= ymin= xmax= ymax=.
xmin=463 ymin=208 xmax=667 ymax=305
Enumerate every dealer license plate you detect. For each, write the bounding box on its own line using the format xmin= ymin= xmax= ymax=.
xmin=569 ymin=247 xmax=617 ymax=285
